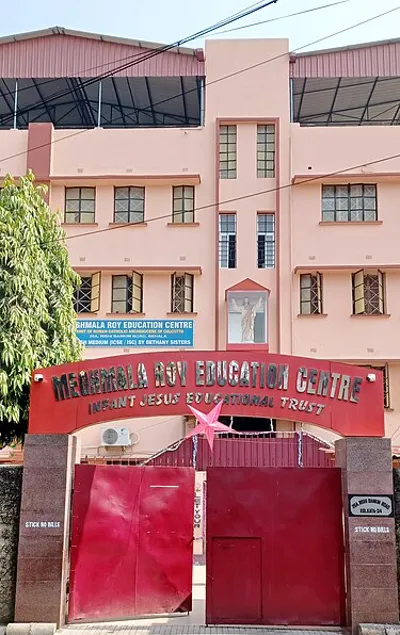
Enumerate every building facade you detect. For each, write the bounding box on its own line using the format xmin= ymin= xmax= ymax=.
xmin=1 ymin=28 xmax=400 ymax=458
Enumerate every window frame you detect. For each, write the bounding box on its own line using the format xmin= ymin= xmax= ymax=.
xmin=257 ymin=124 xmax=275 ymax=178
xmin=219 ymin=213 xmax=237 ymax=269
xmin=113 ymin=186 xmax=145 ymax=224
xmin=171 ymin=273 xmax=194 ymax=313
xmin=321 ymin=183 xmax=377 ymax=223
xmin=132 ymin=271 xmax=144 ymax=314
xmin=111 ymin=272 xmax=143 ymax=314
xmin=219 ymin=125 xmax=237 ymax=179
xmin=65 ymin=187 xmax=96 ymax=224
xmin=74 ymin=272 xmax=101 ymax=314
xmin=111 ymin=275 xmax=132 ymax=314
xmin=172 ymin=185 xmax=195 ymax=224
xmin=299 ymin=272 xmax=323 ymax=315
xmin=352 ymin=269 xmax=385 ymax=315
xmin=257 ymin=212 xmax=275 ymax=268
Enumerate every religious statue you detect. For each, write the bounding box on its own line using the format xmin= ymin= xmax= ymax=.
xmin=230 ymin=296 xmax=263 ymax=343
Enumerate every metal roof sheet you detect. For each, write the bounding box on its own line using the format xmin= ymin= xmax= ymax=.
xmin=292 ymin=40 xmax=400 ymax=78
xmin=0 ymin=28 xmax=205 ymax=79
xmin=0 ymin=26 xmax=202 ymax=57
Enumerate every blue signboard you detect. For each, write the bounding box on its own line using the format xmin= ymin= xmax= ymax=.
xmin=76 ymin=319 xmax=194 ymax=348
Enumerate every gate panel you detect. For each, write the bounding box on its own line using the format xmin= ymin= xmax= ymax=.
xmin=206 ymin=467 xmax=345 ymax=626
xmin=209 ymin=538 xmax=262 ymax=623
xmin=68 ymin=465 xmax=194 ymax=622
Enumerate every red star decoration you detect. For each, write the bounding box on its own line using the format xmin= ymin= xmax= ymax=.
xmin=185 ymin=401 xmax=237 ymax=451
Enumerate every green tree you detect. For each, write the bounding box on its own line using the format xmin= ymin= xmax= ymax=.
xmin=0 ymin=172 xmax=82 ymax=446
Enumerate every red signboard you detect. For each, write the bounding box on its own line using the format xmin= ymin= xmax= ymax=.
xmin=28 ymin=351 xmax=384 ymax=437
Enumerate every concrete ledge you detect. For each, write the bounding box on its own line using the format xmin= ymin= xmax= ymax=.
xmin=359 ymin=626 xmax=400 ymax=635
xmin=6 ymin=624 xmax=56 ymax=635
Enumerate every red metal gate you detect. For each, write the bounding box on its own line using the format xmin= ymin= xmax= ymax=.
xmin=206 ymin=467 xmax=345 ymax=626
xmin=68 ymin=465 xmax=195 ymax=622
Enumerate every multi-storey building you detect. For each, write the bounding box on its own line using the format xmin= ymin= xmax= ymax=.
xmin=1 ymin=27 xmax=400 ymax=458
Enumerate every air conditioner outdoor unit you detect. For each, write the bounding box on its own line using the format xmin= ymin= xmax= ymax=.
xmin=100 ymin=427 xmax=131 ymax=447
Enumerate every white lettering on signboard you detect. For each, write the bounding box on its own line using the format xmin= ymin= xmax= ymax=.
xmin=25 ymin=521 xmax=61 ymax=529
xmin=354 ymin=526 xmax=390 ymax=534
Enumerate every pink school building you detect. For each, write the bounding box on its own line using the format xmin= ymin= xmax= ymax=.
xmin=1 ymin=27 xmax=400 ymax=458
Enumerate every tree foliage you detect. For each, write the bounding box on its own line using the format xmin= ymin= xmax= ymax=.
xmin=0 ymin=173 xmax=82 ymax=446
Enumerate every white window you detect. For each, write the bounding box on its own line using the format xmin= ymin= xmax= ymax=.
xmin=219 ymin=214 xmax=237 ymax=269
xmin=257 ymin=213 xmax=275 ymax=268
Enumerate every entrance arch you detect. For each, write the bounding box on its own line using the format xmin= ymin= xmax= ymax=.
xmin=14 ymin=351 xmax=398 ymax=632
xmin=28 ymin=350 xmax=384 ymax=437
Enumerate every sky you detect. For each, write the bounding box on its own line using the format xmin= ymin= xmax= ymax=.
xmin=1 ymin=0 xmax=400 ymax=52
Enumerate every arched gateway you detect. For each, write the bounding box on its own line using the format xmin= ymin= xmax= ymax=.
xmin=29 ymin=351 xmax=384 ymax=435
xmin=14 ymin=351 xmax=398 ymax=632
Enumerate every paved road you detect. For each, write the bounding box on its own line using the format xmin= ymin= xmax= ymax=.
xmin=60 ymin=567 xmax=343 ymax=635
xmin=2 ymin=626 xmax=345 ymax=635
xmin=62 ymin=626 xmax=344 ymax=635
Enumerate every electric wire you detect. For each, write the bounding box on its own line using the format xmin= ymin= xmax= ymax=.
xmin=0 ymin=4 xmax=399 ymax=254
xmin=0 ymin=2 xmax=398 ymax=167
xmin=3 ymin=0 xmax=392 ymax=126
xmin=29 ymin=144 xmax=400 ymax=248
xmin=0 ymin=0 xmax=279 ymax=126
xmin=0 ymin=0 xmax=348 ymax=104
xmin=207 ymin=0 xmax=350 ymax=36
xmin=132 ymin=4 xmax=400 ymax=116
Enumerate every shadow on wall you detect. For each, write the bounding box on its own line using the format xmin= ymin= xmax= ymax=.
xmin=0 ymin=466 xmax=22 ymax=624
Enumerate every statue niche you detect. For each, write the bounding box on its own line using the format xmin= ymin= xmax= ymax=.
xmin=227 ymin=290 xmax=267 ymax=345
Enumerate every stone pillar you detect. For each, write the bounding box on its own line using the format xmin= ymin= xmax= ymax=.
xmin=14 ymin=435 xmax=77 ymax=627
xmin=336 ymin=437 xmax=399 ymax=631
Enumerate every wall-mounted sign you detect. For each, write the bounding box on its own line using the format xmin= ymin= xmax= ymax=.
xmin=76 ymin=319 xmax=194 ymax=348
xmin=24 ymin=521 xmax=62 ymax=528
xmin=349 ymin=495 xmax=394 ymax=518
xmin=354 ymin=526 xmax=390 ymax=534
xmin=29 ymin=352 xmax=385 ymax=437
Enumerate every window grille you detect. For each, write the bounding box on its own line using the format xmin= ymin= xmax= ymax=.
xmin=219 ymin=214 xmax=237 ymax=269
xmin=114 ymin=187 xmax=145 ymax=223
xmin=322 ymin=184 xmax=377 ymax=222
xmin=300 ymin=273 xmax=323 ymax=315
xmin=171 ymin=273 xmax=194 ymax=313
